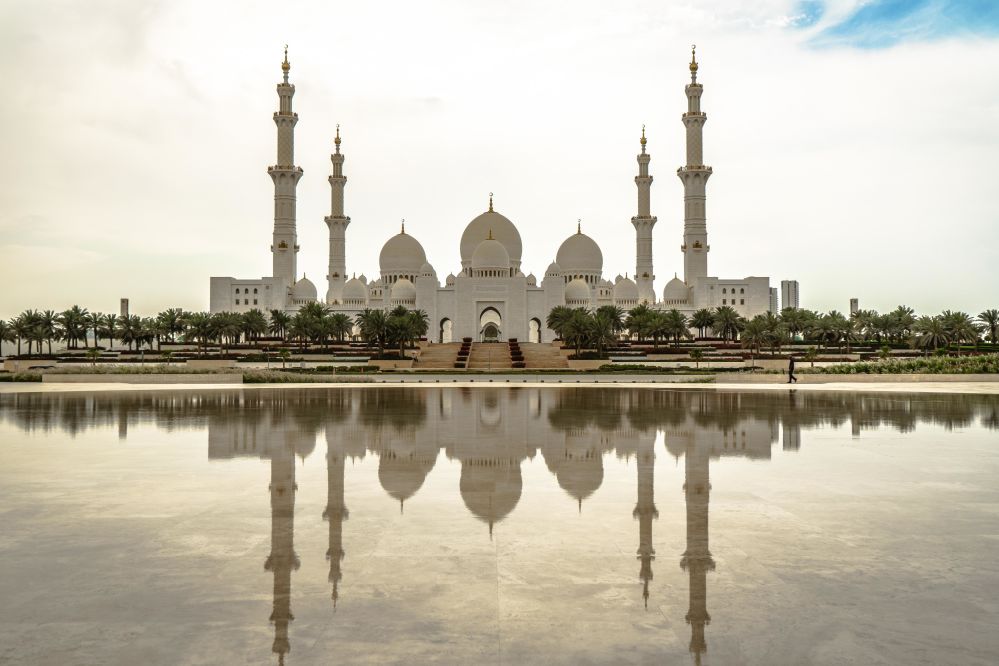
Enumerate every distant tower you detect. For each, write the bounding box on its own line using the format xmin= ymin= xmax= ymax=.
xmin=633 ymin=435 xmax=658 ymax=607
xmin=632 ymin=126 xmax=657 ymax=304
xmin=678 ymin=46 xmax=712 ymax=284
xmin=769 ymin=287 xmax=779 ymax=313
xmin=681 ymin=444 xmax=714 ymax=665
xmin=264 ymin=440 xmax=300 ymax=665
xmin=269 ymin=47 xmax=304 ymax=288
xmin=119 ymin=298 xmax=129 ymax=317
xmin=849 ymin=298 xmax=859 ymax=316
xmin=325 ymin=126 xmax=351 ymax=304
xmin=781 ymin=280 xmax=800 ymax=310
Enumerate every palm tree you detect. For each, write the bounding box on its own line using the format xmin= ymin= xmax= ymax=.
xmin=38 ymin=310 xmax=59 ymax=355
xmin=662 ymin=309 xmax=690 ymax=347
xmin=0 ymin=320 xmax=15 ymax=356
xmin=913 ymin=315 xmax=949 ymax=354
xmin=803 ymin=346 xmax=818 ymax=368
xmin=978 ymin=309 xmax=999 ymax=344
xmin=11 ymin=313 xmax=34 ymax=356
xmin=562 ymin=308 xmax=591 ymax=357
xmin=59 ymin=305 xmax=89 ymax=349
xmin=356 ymin=309 xmax=388 ymax=357
xmin=85 ymin=347 xmax=101 ymax=367
xmin=757 ymin=311 xmax=786 ymax=355
xmin=546 ymin=306 xmax=576 ymax=341
xmin=118 ymin=315 xmax=142 ymax=351
xmin=892 ymin=305 xmax=916 ymax=341
xmin=780 ymin=307 xmax=811 ymax=341
xmin=241 ymin=309 xmax=269 ymax=342
xmin=625 ymin=304 xmax=654 ymax=343
xmin=712 ymin=306 xmax=742 ymax=344
xmin=103 ymin=313 xmax=118 ymax=350
xmin=689 ymin=348 xmax=705 ymax=369
xmin=269 ymin=310 xmax=291 ymax=340
xmin=155 ymin=309 xmax=185 ymax=343
xmin=691 ymin=308 xmax=714 ymax=339
xmin=941 ymin=310 xmax=981 ymax=355
xmin=183 ymin=312 xmax=214 ymax=356
xmin=85 ymin=312 xmax=106 ymax=349
xmin=213 ymin=312 xmax=244 ymax=356
xmin=587 ymin=309 xmax=618 ymax=357
xmin=741 ymin=317 xmax=768 ymax=367
xmin=328 ymin=312 xmax=353 ymax=343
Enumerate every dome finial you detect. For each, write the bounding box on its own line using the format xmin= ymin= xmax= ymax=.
xmin=335 ymin=123 xmax=341 ymax=145
xmin=401 ymin=218 xmax=405 ymax=234
xmin=689 ymin=44 xmax=698 ymax=82
xmin=282 ymin=44 xmax=290 ymax=82
xmin=640 ymin=124 xmax=647 ymax=152
xmin=487 ymin=228 xmax=494 ymax=241
xmin=577 ymin=219 xmax=582 ymax=234
xmin=488 ymin=192 xmax=494 ymax=212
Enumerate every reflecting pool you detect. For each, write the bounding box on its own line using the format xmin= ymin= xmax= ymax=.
xmin=1 ymin=387 xmax=997 ymax=665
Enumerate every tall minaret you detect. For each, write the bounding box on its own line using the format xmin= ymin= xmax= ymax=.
xmin=677 ymin=46 xmax=712 ymax=284
xmin=631 ymin=127 xmax=657 ymax=304
xmin=269 ymin=46 xmax=304 ymax=288
xmin=681 ymin=444 xmax=714 ymax=665
xmin=264 ymin=441 xmax=300 ymax=665
xmin=325 ymin=125 xmax=350 ymax=304
xmin=324 ymin=432 xmax=348 ymax=608
xmin=633 ymin=435 xmax=658 ymax=607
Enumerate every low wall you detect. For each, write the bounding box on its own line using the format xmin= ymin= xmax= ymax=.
xmin=367 ymin=359 xmax=415 ymax=370
xmin=4 ymin=360 xmax=58 ymax=372
xmin=42 ymin=373 xmax=243 ymax=384
xmin=187 ymin=359 xmax=237 ymax=369
xmin=567 ymin=360 xmax=607 ymax=370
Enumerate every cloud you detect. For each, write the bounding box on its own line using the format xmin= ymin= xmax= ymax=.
xmin=798 ymin=0 xmax=999 ymax=47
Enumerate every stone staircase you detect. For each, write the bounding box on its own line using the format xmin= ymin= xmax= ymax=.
xmin=414 ymin=342 xmax=462 ymax=369
xmin=519 ymin=342 xmax=570 ymax=369
xmin=466 ymin=342 xmax=513 ymax=370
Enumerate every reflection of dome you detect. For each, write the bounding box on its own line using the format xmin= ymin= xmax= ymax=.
xmin=614 ymin=277 xmax=638 ymax=301
xmin=556 ymin=230 xmax=603 ymax=274
xmin=471 ymin=237 xmax=510 ymax=271
xmin=565 ymin=278 xmax=590 ymax=304
xmin=555 ymin=458 xmax=604 ymax=503
xmin=460 ymin=463 xmax=522 ymax=531
xmin=461 ymin=210 xmax=522 ymax=266
xmin=379 ymin=231 xmax=427 ymax=274
xmin=663 ymin=276 xmax=689 ymax=303
xmin=292 ymin=276 xmax=317 ymax=301
xmin=378 ymin=453 xmax=435 ymax=503
xmin=391 ymin=277 xmax=416 ymax=303
xmin=343 ymin=277 xmax=366 ymax=301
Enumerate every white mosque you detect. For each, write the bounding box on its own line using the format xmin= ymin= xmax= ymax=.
xmin=209 ymin=47 xmax=774 ymax=343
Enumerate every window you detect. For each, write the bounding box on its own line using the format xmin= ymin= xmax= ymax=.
xmin=740 ymin=299 xmax=744 ymax=305
xmin=254 ymin=288 xmax=258 ymax=294
xmin=244 ymin=299 xmax=249 ymax=305
xmin=722 ymin=299 xmax=727 ymax=305
xmin=235 ymin=288 xmax=240 ymax=294
xmin=722 ymin=288 xmax=727 ymax=294
xmin=254 ymin=299 xmax=258 ymax=305
xmin=740 ymin=288 xmax=745 ymax=294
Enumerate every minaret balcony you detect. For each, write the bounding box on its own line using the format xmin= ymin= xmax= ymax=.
xmin=682 ymin=111 xmax=705 ymax=118
xmin=677 ymin=166 xmax=712 ymax=173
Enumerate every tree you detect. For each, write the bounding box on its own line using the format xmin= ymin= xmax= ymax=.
xmin=979 ymin=309 xmax=999 ymax=344
xmin=103 ymin=314 xmax=119 ymax=350
xmin=689 ymin=348 xmax=705 ymax=369
xmin=0 ymin=320 xmax=15 ymax=355
xmin=11 ymin=313 xmax=34 ymax=356
xmin=85 ymin=347 xmax=101 ymax=367
xmin=212 ymin=312 xmax=244 ymax=356
xmin=711 ymin=306 xmax=743 ymax=344
xmin=561 ymin=308 xmax=591 ymax=357
xmin=546 ymin=306 xmax=576 ymax=341
xmin=662 ymin=309 xmax=690 ymax=347
xmin=741 ymin=317 xmax=768 ymax=366
xmin=241 ymin=309 xmax=269 ymax=342
xmin=356 ymin=309 xmax=388 ymax=357
xmin=803 ymin=346 xmax=818 ymax=368
xmin=913 ymin=315 xmax=949 ymax=354
xmin=625 ymin=305 xmax=654 ymax=343
xmin=941 ymin=310 xmax=981 ymax=355
xmin=59 ymin=305 xmax=89 ymax=349
xmin=269 ymin=310 xmax=291 ymax=340
xmin=156 ymin=309 xmax=185 ymax=343
xmin=38 ymin=310 xmax=59 ymax=355
xmin=328 ymin=312 xmax=353 ymax=343
xmin=183 ymin=312 xmax=213 ymax=356
xmin=691 ymin=308 xmax=714 ymax=339
xmin=587 ymin=308 xmax=618 ymax=357
xmin=85 ymin=312 xmax=106 ymax=349
xmin=780 ymin=307 xmax=812 ymax=341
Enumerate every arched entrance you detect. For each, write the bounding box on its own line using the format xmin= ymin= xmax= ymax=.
xmin=439 ymin=318 xmax=453 ymax=344
xmin=529 ymin=318 xmax=541 ymax=344
xmin=479 ymin=307 xmax=502 ymax=342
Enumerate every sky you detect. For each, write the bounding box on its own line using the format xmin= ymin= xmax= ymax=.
xmin=1 ymin=0 xmax=997 ymax=318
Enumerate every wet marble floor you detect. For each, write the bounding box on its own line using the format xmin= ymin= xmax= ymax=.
xmin=0 ymin=387 xmax=997 ymax=665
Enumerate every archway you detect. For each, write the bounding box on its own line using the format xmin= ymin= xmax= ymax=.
xmin=439 ymin=318 xmax=453 ymax=344
xmin=479 ymin=307 xmax=502 ymax=342
xmin=529 ymin=318 xmax=541 ymax=344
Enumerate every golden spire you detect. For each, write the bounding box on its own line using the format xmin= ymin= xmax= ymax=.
xmin=488 ymin=192 xmax=494 ymax=212
xmin=640 ymin=124 xmax=647 ymax=146
xmin=487 ymin=229 xmax=494 ymax=240
xmin=577 ymin=219 xmax=582 ymax=234
xmin=334 ymin=123 xmax=341 ymax=146
xmin=401 ymin=219 xmax=405 ymax=234
xmin=689 ymin=44 xmax=698 ymax=82
xmin=281 ymin=45 xmax=290 ymax=84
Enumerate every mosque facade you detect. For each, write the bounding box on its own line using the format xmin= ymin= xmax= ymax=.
xmin=209 ymin=48 xmax=774 ymax=342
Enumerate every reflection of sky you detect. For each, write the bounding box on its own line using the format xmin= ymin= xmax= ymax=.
xmin=796 ymin=0 xmax=999 ymax=47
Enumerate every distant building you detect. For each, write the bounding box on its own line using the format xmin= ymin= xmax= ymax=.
xmin=849 ymin=298 xmax=859 ymax=315
xmin=120 ymin=298 xmax=129 ymax=317
xmin=769 ymin=287 xmax=779 ymax=313
xmin=780 ymin=280 xmax=799 ymax=310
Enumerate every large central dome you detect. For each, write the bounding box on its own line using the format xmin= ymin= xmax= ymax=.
xmin=460 ymin=209 xmax=522 ymax=268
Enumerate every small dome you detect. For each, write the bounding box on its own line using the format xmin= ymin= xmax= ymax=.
xmin=663 ymin=276 xmax=689 ymax=302
xmin=526 ymin=273 xmax=537 ymax=286
xmin=419 ymin=262 xmax=436 ymax=277
xmin=565 ymin=278 xmax=590 ymax=303
xmin=556 ymin=230 xmax=603 ymax=275
xmin=292 ymin=276 xmax=317 ymax=302
xmin=379 ymin=230 xmax=427 ymax=274
xmin=445 ymin=273 xmax=456 ymax=286
xmin=343 ymin=277 xmax=367 ymax=301
xmin=545 ymin=262 xmax=562 ymax=277
xmin=358 ymin=274 xmax=368 ymax=284
xmin=461 ymin=210 xmax=522 ymax=265
xmin=614 ymin=277 xmax=638 ymax=301
xmin=391 ymin=277 xmax=417 ymax=302
xmin=471 ymin=237 xmax=510 ymax=270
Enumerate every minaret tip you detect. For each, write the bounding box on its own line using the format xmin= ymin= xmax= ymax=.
xmin=488 ymin=192 xmax=494 ymax=212
xmin=640 ymin=124 xmax=647 ymax=153
xmin=577 ymin=219 xmax=582 ymax=234
xmin=334 ymin=123 xmax=341 ymax=152
xmin=689 ymin=44 xmax=698 ymax=83
xmin=401 ymin=219 xmax=405 ymax=234
xmin=282 ymin=44 xmax=291 ymax=83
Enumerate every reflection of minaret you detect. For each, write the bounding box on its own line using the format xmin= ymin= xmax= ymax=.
xmin=264 ymin=442 xmax=300 ymax=665
xmin=681 ymin=445 xmax=714 ymax=665
xmin=633 ymin=436 xmax=658 ymax=607
xmin=324 ymin=436 xmax=348 ymax=608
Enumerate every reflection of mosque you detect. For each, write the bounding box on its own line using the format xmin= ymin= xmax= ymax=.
xmin=2 ymin=388 xmax=998 ymax=663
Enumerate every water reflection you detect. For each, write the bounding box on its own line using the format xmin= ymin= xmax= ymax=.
xmin=1 ymin=388 xmax=996 ymax=663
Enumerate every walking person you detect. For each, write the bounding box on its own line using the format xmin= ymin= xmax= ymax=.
xmin=787 ymin=355 xmax=798 ymax=384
